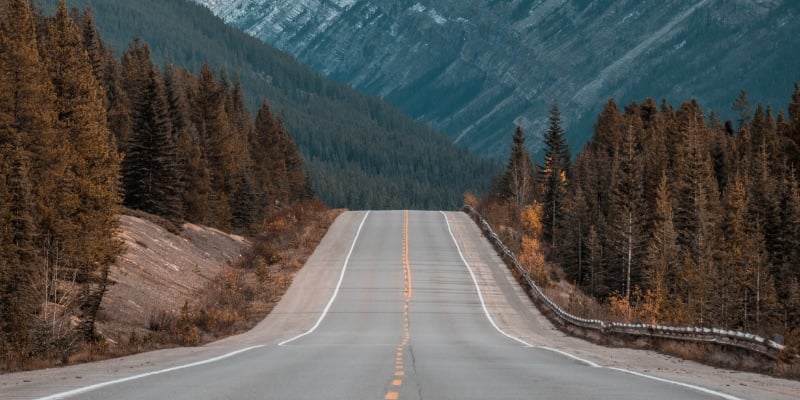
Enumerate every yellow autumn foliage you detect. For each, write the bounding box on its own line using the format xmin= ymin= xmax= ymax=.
xmin=520 ymin=203 xmax=543 ymax=237
xmin=519 ymin=236 xmax=549 ymax=287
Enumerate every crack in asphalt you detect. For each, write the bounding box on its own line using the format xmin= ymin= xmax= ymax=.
xmin=408 ymin=344 xmax=423 ymax=400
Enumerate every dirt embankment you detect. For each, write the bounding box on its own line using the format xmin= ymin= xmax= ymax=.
xmin=95 ymin=215 xmax=248 ymax=344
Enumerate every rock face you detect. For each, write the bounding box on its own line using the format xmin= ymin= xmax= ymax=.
xmin=193 ymin=0 xmax=799 ymax=158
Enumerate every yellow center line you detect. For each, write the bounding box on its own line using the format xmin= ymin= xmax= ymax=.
xmin=404 ymin=210 xmax=412 ymax=299
xmin=385 ymin=211 xmax=412 ymax=400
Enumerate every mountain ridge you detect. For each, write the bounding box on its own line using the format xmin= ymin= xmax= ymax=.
xmin=193 ymin=0 xmax=800 ymax=159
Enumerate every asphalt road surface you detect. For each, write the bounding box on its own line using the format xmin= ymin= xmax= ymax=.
xmin=3 ymin=211 xmax=799 ymax=400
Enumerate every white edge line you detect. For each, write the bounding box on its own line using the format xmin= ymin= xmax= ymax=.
xmin=36 ymin=210 xmax=372 ymax=399
xmin=447 ymin=213 xmax=742 ymax=400
xmin=35 ymin=345 xmax=264 ymax=400
xmin=440 ymin=211 xmax=533 ymax=348
xmin=537 ymin=346 xmax=600 ymax=368
xmin=278 ymin=210 xmax=371 ymax=346
xmin=608 ymin=367 xmax=745 ymax=400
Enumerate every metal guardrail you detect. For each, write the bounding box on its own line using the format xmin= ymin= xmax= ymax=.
xmin=462 ymin=205 xmax=786 ymax=359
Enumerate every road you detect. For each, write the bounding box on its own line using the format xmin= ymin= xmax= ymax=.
xmin=3 ymin=211 xmax=800 ymax=399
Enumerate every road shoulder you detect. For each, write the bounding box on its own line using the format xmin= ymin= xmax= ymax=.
xmin=444 ymin=211 xmax=800 ymax=400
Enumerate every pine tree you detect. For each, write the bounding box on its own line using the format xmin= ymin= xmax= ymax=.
xmin=539 ymin=101 xmax=570 ymax=253
xmin=494 ymin=125 xmax=536 ymax=213
xmin=608 ymin=122 xmax=645 ymax=301
xmin=0 ymin=0 xmax=61 ymax=353
xmin=164 ymin=65 xmax=214 ymax=225
xmin=717 ymin=172 xmax=754 ymax=328
xmin=253 ymin=100 xmax=289 ymax=205
xmin=560 ymin=180 xmax=590 ymax=287
xmin=0 ymin=135 xmax=37 ymax=350
xmin=592 ymin=99 xmax=626 ymax=157
xmin=121 ymin=40 xmax=183 ymax=222
xmin=279 ymin=116 xmax=312 ymax=202
xmin=787 ymin=82 xmax=800 ymax=170
xmin=771 ymin=169 xmax=800 ymax=329
xmin=637 ymin=99 xmax=669 ymax=213
xmin=231 ymin=168 xmax=259 ymax=231
xmin=44 ymin=0 xmax=122 ymax=338
xmin=671 ymin=100 xmax=720 ymax=324
xmin=732 ymin=90 xmax=752 ymax=130
xmin=642 ymin=173 xmax=681 ymax=324
xmin=76 ymin=5 xmax=105 ymax=84
xmin=192 ymin=63 xmax=235 ymax=230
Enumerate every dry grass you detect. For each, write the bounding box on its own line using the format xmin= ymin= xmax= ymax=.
xmin=475 ymin=206 xmax=800 ymax=379
xmin=1 ymin=201 xmax=341 ymax=373
xmin=138 ymin=200 xmax=342 ymax=344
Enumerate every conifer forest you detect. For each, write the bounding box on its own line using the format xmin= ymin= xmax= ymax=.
xmin=2 ymin=0 xmax=800 ymax=369
xmin=485 ymin=90 xmax=800 ymax=345
xmin=0 ymin=0 xmax=312 ymax=361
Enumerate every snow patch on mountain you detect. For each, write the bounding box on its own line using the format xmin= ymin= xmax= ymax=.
xmin=410 ymin=2 xmax=448 ymax=25
xmin=192 ymin=0 xmax=799 ymax=159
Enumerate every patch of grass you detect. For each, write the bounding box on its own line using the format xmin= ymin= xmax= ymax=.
xmin=0 ymin=201 xmax=340 ymax=373
xmin=134 ymin=200 xmax=342 ymax=345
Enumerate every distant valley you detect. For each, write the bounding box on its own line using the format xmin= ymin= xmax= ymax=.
xmin=194 ymin=0 xmax=800 ymax=159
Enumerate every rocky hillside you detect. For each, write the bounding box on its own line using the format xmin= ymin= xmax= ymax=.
xmin=96 ymin=214 xmax=247 ymax=342
xmin=194 ymin=0 xmax=800 ymax=159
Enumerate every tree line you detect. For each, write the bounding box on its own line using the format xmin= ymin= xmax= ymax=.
xmin=0 ymin=0 xmax=310 ymax=366
xmin=486 ymin=86 xmax=800 ymax=342
xmin=38 ymin=0 xmax=499 ymax=210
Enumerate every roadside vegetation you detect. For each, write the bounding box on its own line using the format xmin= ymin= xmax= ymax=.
xmin=0 ymin=0 xmax=319 ymax=372
xmin=476 ymin=88 xmax=800 ymax=377
xmin=1 ymin=200 xmax=339 ymax=372
xmin=131 ymin=201 xmax=340 ymax=350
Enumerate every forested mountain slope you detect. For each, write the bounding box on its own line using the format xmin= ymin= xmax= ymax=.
xmin=43 ymin=0 xmax=498 ymax=209
xmin=194 ymin=0 xmax=800 ymax=160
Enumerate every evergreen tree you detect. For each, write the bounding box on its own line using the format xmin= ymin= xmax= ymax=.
xmin=539 ymin=100 xmax=570 ymax=252
xmin=231 ymin=167 xmax=259 ymax=230
xmin=788 ymin=82 xmax=800 ymax=170
xmin=494 ymin=126 xmax=536 ymax=213
xmin=773 ymin=170 xmax=800 ymax=325
xmin=164 ymin=65 xmax=213 ymax=225
xmin=717 ymin=172 xmax=755 ymax=328
xmin=121 ymin=40 xmax=183 ymax=222
xmin=560 ymin=179 xmax=590 ymax=287
xmin=279 ymin=115 xmax=312 ymax=202
xmin=76 ymin=5 xmax=105 ymax=83
xmin=670 ymin=101 xmax=720 ymax=324
xmin=732 ymin=90 xmax=752 ymax=130
xmin=44 ymin=0 xmax=122 ymax=338
xmin=642 ymin=174 xmax=681 ymax=324
xmin=0 ymin=136 xmax=37 ymax=351
xmin=608 ymin=122 xmax=645 ymax=301
xmin=0 ymin=0 xmax=61 ymax=354
xmin=192 ymin=63 xmax=235 ymax=230
xmin=637 ymin=98 xmax=669 ymax=213
xmin=253 ymin=101 xmax=289 ymax=205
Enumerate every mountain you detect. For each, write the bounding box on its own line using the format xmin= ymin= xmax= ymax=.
xmin=43 ymin=0 xmax=499 ymax=210
xmin=192 ymin=0 xmax=800 ymax=159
